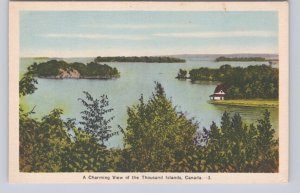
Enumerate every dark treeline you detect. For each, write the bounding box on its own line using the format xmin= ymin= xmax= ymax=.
xmin=19 ymin=69 xmax=278 ymax=173
xmin=30 ymin=60 xmax=120 ymax=79
xmin=94 ymin=56 xmax=186 ymax=63
xmin=178 ymin=64 xmax=278 ymax=99
xmin=176 ymin=69 xmax=188 ymax=79
xmin=215 ymin=56 xmax=267 ymax=62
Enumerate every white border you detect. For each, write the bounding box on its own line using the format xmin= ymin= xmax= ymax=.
xmin=9 ymin=1 xmax=289 ymax=184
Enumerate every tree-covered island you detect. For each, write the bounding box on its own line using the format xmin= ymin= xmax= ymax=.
xmin=29 ymin=60 xmax=120 ymax=79
xmin=215 ymin=56 xmax=268 ymax=62
xmin=94 ymin=56 xmax=185 ymax=63
xmin=177 ymin=64 xmax=278 ymax=99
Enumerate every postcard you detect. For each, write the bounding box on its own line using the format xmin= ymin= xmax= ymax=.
xmin=9 ymin=1 xmax=289 ymax=184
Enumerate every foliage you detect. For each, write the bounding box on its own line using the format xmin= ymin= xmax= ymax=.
xmin=83 ymin=62 xmax=119 ymax=78
xmin=120 ymin=82 xmax=202 ymax=172
xmin=187 ymin=64 xmax=278 ymax=99
xmin=203 ymin=110 xmax=278 ymax=172
xmin=19 ymin=90 xmax=119 ymax=172
xmin=19 ymin=107 xmax=38 ymax=172
xmin=19 ymin=63 xmax=38 ymax=96
xmin=30 ymin=60 xmax=120 ymax=79
xmin=121 ymin=83 xmax=278 ymax=172
xmin=36 ymin=60 xmax=69 ymax=77
xmin=19 ymin=108 xmax=71 ymax=172
xmin=215 ymin=56 xmax=267 ymax=62
xmin=255 ymin=110 xmax=279 ymax=171
xmin=61 ymin=91 xmax=120 ymax=172
xmin=94 ymin=56 xmax=185 ymax=63
xmin=61 ymin=128 xmax=113 ymax=172
xmin=78 ymin=91 xmax=118 ymax=146
xmin=176 ymin=69 xmax=188 ymax=79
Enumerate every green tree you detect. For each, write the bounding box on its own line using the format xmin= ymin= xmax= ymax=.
xmin=62 ymin=91 xmax=121 ymax=172
xmin=176 ymin=69 xmax=187 ymax=79
xmin=20 ymin=91 xmax=120 ymax=172
xmin=19 ymin=63 xmax=38 ymax=96
xmin=19 ymin=108 xmax=71 ymax=172
xmin=78 ymin=91 xmax=118 ymax=146
xmin=121 ymin=82 xmax=199 ymax=172
xmin=205 ymin=110 xmax=278 ymax=172
xmin=255 ymin=110 xmax=279 ymax=172
xmin=19 ymin=107 xmax=39 ymax=172
xmin=185 ymin=64 xmax=279 ymax=99
xmin=61 ymin=128 xmax=112 ymax=172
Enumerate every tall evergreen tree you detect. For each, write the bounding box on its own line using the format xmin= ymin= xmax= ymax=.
xmin=205 ymin=110 xmax=278 ymax=172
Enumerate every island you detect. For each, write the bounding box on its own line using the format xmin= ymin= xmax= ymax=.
xmin=215 ymin=56 xmax=267 ymax=62
xmin=94 ymin=56 xmax=185 ymax=63
xmin=31 ymin=60 xmax=120 ymax=79
xmin=177 ymin=64 xmax=279 ymax=101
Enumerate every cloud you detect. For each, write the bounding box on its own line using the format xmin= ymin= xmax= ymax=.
xmin=39 ymin=30 xmax=276 ymax=42
xmin=153 ymin=31 xmax=277 ymax=38
xmin=80 ymin=23 xmax=198 ymax=29
xmin=39 ymin=33 xmax=149 ymax=41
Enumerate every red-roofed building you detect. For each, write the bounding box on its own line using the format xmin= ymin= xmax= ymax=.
xmin=210 ymin=84 xmax=227 ymax=100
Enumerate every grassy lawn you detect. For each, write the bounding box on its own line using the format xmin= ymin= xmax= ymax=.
xmin=208 ymin=99 xmax=279 ymax=108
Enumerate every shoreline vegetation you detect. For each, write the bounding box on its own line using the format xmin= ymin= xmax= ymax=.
xmin=177 ymin=64 xmax=279 ymax=100
xmin=30 ymin=59 xmax=120 ymax=80
xmin=208 ymin=99 xmax=278 ymax=108
xmin=94 ymin=56 xmax=185 ymax=63
xmin=215 ymin=56 xmax=269 ymax=62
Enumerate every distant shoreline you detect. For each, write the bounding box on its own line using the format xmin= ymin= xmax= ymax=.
xmin=215 ymin=56 xmax=266 ymax=62
xmin=94 ymin=56 xmax=186 ymax=63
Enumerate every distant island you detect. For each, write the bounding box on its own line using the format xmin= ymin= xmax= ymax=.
xmin=31 ymin=60 xmax=120 ymax=79
xmin=94 ymin=56 xmax=185 ymax=63
xmin=215 ymin=56 xmax=267 ymax=62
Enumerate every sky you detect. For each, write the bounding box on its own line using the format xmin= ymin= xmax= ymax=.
xmin=20 ymin=11 xmax=278 ymax=57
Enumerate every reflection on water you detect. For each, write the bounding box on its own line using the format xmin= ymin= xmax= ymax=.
xmin=20 ymin=58 xmax=278 ymax=147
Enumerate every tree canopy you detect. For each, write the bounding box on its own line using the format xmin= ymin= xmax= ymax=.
xmin=215 ymin=56 xmax=267 ymax=62
xmin=30 ymin=60 xmax=120 ymax=79
xmin=120 ymin=82 xmax=199 ymax=172
xmin=94 ymin=56 xmax=185 ymax=63
xmin=184 ymin=64 xmax=278 ymax=99
xmin=202 ymin=110 xmax=278 ymax=172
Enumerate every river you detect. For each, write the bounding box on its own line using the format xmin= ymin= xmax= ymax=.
xmin=20 ymin=57 xmax=278 ymax=148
